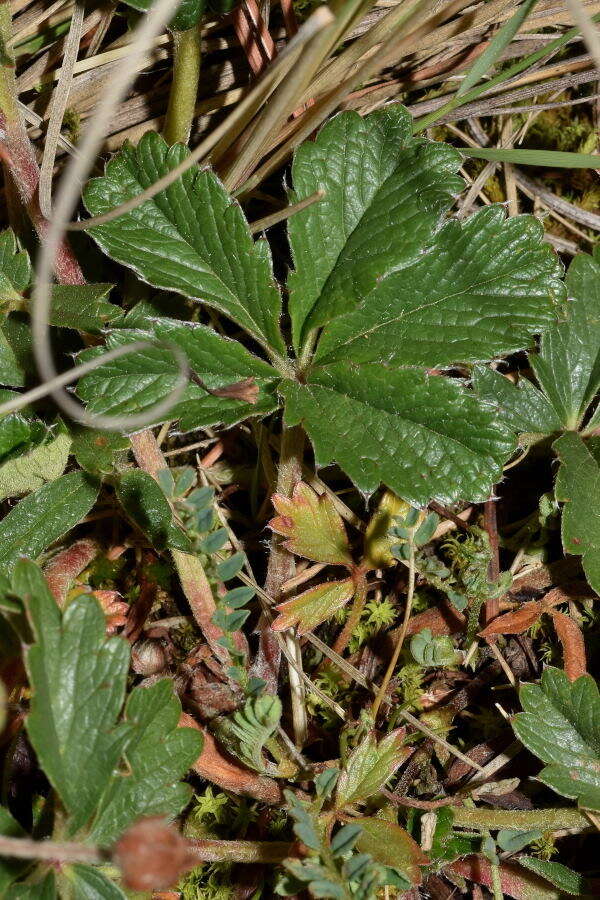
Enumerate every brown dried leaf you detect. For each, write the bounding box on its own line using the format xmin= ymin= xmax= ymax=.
xmin=479 ymin=601 xmax=543 ymax=637
xmin=550 ymin=609 xmax=587 ymax=682
xmin=271 ymin=577 xmax=355 ymax=634
xmin=180 ymin=713 xmax=283 ymax=804
xmin=270 ymin=482 xmax=353 ymax=566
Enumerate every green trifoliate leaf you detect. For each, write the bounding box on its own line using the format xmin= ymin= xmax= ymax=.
xmin=84 ymin=132 xmax=285 ymax=354
xmin=512 ymin=666 xmax=600 ymax=810
xmin=314 ymin=206 xmax=562 ymax=368
xmin=410 ymin=628 xmax=460 ymax=667
xmin=281 ymin=366 xmax=515 ymax=505
xmin=65 ymin=865 xmax=127 ymax=900
xmin=0 ymin=429 xmax=70 ymax=501
xmin=49 ymin=284 xmax=118 ymax=333
xmin=0 ymin=472 xmax=99 ymax=572
xmin=89 ymin=679 xmax=202 ymax=846
xmin=15 ymin=559 xmax=131 ymax=835
xmin=213 ymin=694 xmax=281 ymax=773
xmin=554 ymin=431 xmax=600 ymax=594
xmin=77 ymin=321 xmax=280 ymax=431
xmin=335 ymin=730 xmax=409 ymax=808
xmin=116 ymin=469 xmax=193 ymax=552
xmin=287 ymin=107 xmax=462 ymax=350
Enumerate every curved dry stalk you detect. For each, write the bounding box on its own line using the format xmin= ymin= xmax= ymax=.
xmin=38 ymin=0 xmax=84 ymax=220
xmin=0 ymin=338 xmax=189 ymax=423
xmin=64 ymin=6 xmax=333 ymax=233
xmin=31 ymin=0 xmax=183 ymax=429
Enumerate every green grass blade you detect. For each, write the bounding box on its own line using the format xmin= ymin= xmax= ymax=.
xmin=456 ymin=0 xmax=539 ymax=97
xmin=459 ymin=147 xmax=600 ymax=168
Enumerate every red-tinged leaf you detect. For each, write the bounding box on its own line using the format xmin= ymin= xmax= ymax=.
xmin=479 ymin=601 xmax=543 ymax=637
xmin=271 ymin=578 xmax=354 ymax=634
xmin=43 ymin=539 xmax=99 ymax=605
xmin=448 ymin=856 xmax=565 ymax=900
xmin=550 ymin=610 xmax=587 ymax=682
xmin=270 ymin=481 xmax=353 ymax=566
xmin=180 ymin=713 xmax=283 ymax=804
xmin=352 ymin=816 xmax=429 ymax=885
xmin=404 ymin=600 xmax=466 ymax=636
xmin=335 ymin=728 xmax=410 ymax=808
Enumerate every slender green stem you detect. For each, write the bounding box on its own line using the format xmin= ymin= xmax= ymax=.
xmin=371 ymin=536 xmax=416 ymax=719
xmin=163 ymin=24 xmax=202 ymax=146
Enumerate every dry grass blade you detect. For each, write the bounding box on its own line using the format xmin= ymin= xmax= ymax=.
xmin=38 ymin=0 xmax=84 ymax=219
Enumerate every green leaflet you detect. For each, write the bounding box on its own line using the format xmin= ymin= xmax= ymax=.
xmin=533 ymin=247 xmax=600 ymax=431
xmin=89 ymin=679 xmax=202 ymax=846
xmin=0 ymin=806 xmax=28 ymax=892
xmin=84 ymin=133 xmax=285 ymax=355
xmin=49 ymin=284 xmax=118 ymax=333
xmin=314 ymin=206 xmax=563 ymax=368
xmin=6 ymin=871 xmax=56 ymax=899
xmin=0 ymin=472 xmax=99 ymax=572
xmin=475 ymin=248 xmax=600 ymax=438
xmin=16 ymin=560 xmax=131 ymax=835
xmin=77 ymin=321 xmax=280 ymax=431
xmin=287 ymin=107 xmax=463 ymax=350
xmin=335 ymin=730 xmax=409 ymax=808
xmin=517 ymin=858 xmax=587 ymax=896
xmin=513 ymin=666 xmax=600 ymax=811
xmin=473 ymin=366 xmax=563 ymax=437
xmin=0 ymin=430 xmax=71 ymax=501
xmin=554 ymin=432 xmax=600 ymax=594
xmin=281 ymin=367 xmax=515 ymax=505
xmin=65 ymin=865 xmax=128 ymax=900
xmin=0 ymin=229 xmax=30 ymax=311
xmin=116 ymin=469 xmax=193 ymax=552
xmin=353 ymin=817 xmax=428 ymax=886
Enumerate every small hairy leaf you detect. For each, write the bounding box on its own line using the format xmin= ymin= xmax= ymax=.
xmin=353 ymin=817 xmax=429 ymax=886
xmin=269 ymin=481 xmax=352 ymax=565
xmin=84 ymin=133 xmax=285 ymax=354
xmin=89 ymin=680 xmax=202 ymax=846
xmin=271 ymin=578 xmax=355 ymax=635
xmin=554 ymin=431 xmax=600 ymax=594
xmin=512 ymin=666 xmax=600 ymax=810
xmin=116 ymin=469 xmax=193 ymax=552
xmin=0 ymin=430 xmax=70 ymax=501
xmin=335 ymin=729 xmax=409 ymax=808
xmin=70 ymin=427 xmax=130 ymax=475
xmin=517 ymin=857 xmax=587 ymax=895
xmin=213 ymin=694 xmax=281 ymax=773
xmin=16 ymin=559 xmax=130 ymax=835
xmin=77 ymin=322 xmax=279 ymax=431
xmin=0 ymin=472 xmax=99 ymax=572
